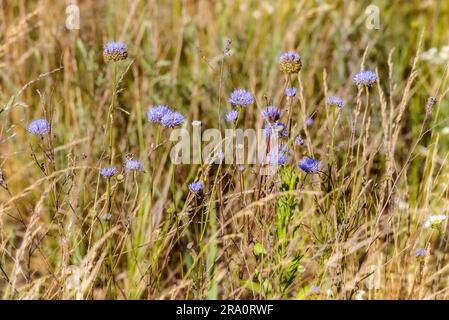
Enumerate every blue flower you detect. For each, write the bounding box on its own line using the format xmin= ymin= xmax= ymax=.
xmin=188 ymin=180 xmax=203 ymax=193
xmin=103 ymin=41 xmax=128 ymax=62
xmin=267 ymin=145 xmax=288 ymax=165
xmin=278 ymin=51 xmax=302 ymax=74
xmin=226 ymin=110 xmax=239 ymax=123
xmin=353 ymin=70 xmax=377 ymax=86
xmin=285 ymin=87 xmax=297 ymax=97
xmin=28 ymin=119 xmax=51 ymax=136
xmin=100 ymin=166 xmax=118 ymax=178
xmin=161 ymin=111 xmax=185 ymax=128
xmin=229 ymin=89 xmax=254 ymax=107
xmin=414 ymin=248 xmax=427 ymax=257
xmin=326 ymin=96 xmax=345 ymax=108
xmin=295 ymin=135 xmax=304 ymax=146
xmin=261 ymin=106 xmax=281 ymax=122
xmin=147 ymin=105 xmax=172 ymax=123
xmin=263 ymin=122 xmax=288 ymax=138
xmin=125 ymin=159 xmax=143 ymax=173
xmin=310 ymin=285 xmax=320 ymax=294
xmin=305 ymin=117 xmax=313 ymax=126
xmin=298 ymin=157 xmax=320 ymax=173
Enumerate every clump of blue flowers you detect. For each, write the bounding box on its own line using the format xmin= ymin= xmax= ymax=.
xmin=103 ymin=41 xmax=128 ymax=62
xmin=285 ymin=87 xmax=297 ymax=97
xmin=147 ymin=105 xmax=171 ymax=123
xmin=262 ymin=106 xmax=281 ymax=123
xmin=229 ymin=89 xmax=254 ymax=107
xmin=161 ymin=111 xmax=185 ymax=128
xmin=125 ymin=159 xmax=143 ymax=173
xmin=263 ymin=122 xmax=288 ymax=138
xmin=353 ymin=69 xmax=377 ymax=86
xmin=100 ymin=166 xmax=118 ymax=178
xmin=326 ymin=96 xmax=345 ymax=108
xmin=414 ymin=248 xmax=427 ymax=258
xmin=295 ymin=135 xmax=304 ymax=146
xmin=28 ymin=119 xmax=51 ymax=136
xmin=226 ymin=110 xmax=239 ymax=124
xmin=267 ymin=145 xmax=288 ymax=166
xmin=298 ymin=157 xmax=320 ymax=173
xmin=188 ymin=180 xmax=203 ymax=194
xmin=147 ymin=105 xmax=185 ymax=128
xmin=278 ymin=51 xmax=302 ymax=74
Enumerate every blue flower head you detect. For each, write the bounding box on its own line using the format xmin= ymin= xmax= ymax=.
xmin=414 ymin=248 xmax=427 ymax=258
xmin=188 ymin=180 xmax=203 ymax=193
xmin=147 ymin=105 xmax=172 ymax=123
xmin=295 ymin=135 xmax=304 ymax=146
xmin=278 ymin=51 xmax=302 ymax=74
xmin=267 ymin=145 xmax=288 ymax=166
xmin=161 ymin=111 xmax=185 ymax=128
xmin=100 ymin=166 xmax=118 ymax=178
xmin=125 ymin=159 xmax=143 ymax=173
xmin=353 ymin=70 xmax=377 ymax=86
xmin=229 ymin=89 xmax=254 ymax=107
xmin=305 ymin=117 xmax=313 ymax=126
xmin=103 ymin=41 xmax=128 ymax=62
xmin=226 ymin=110 xmax=239 ymax=124
xmin=298 ymin=157 xmax=320 ymax=173
xmin=28 ymin=119 xmax=51 ymax=136
xmin=326 ymin=96 xmax=345 ymax=108
xmin=285 ymin=87 xmax=297 ymax=97
xmin=261 ymin=106 xmax=281 ymax=123
xmin=263 ymin=122 xmax=288 ymax=138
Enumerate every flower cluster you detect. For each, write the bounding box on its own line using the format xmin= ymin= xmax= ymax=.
xmin=226 ymin=110 xmax=239 ymax=124
xmin=298 ymin=157 xmax=320 ymax=173
xmin=353 ymin=70 xmax=377 ymax=86
xmin=103 ymin=41 xmax=128 ymax=62
xmin=228 ymin=89 xmax=254 ymax=107
xmin=424 ymin=214 xmax=447 ymax=229
xmin=261 ymin=106 xmax=281 ymax=123
xmin=263 ymin=122 xmax=288 ymax=138
xmin=100 ymin=166 xmax=118 ymax=178
xmin=125 ymin=159 xmax=143 ymax=173
xmin=147 ymin=105 xmax=185 ymax=128
xmin=285 ymin=87 xmax=297 ymax=97
xmin=326 ymin=96 xmax=345 ymax=108
xmin=188 ymin=180 xmax=203 ymax=193
xmin=28 ymin=119 xmax=51 ymax=136
xmin=278 ymin=51 xmax=302 ymax=74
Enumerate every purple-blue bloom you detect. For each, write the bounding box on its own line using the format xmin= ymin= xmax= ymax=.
xmin=188 ymin=180 xmax=203 ymax=193
xmin=285 ymin=87 xmax=297 ymax=97
xmin=103 ymin=41 xmax=128 ymax=62
xmin=263 ymin=122 xmax=288 ymax=138
xmin=353 ymin=70 xmax=377 ymax=86
xmin=28 ymin=119 xmax=51 ymax=136
xmin=261 ymin=106 xmax=281 ymax=123
xmin=326 ymin=96 xmax=345 ymax=108
xmin=267 ymin=145 xmax=288 ymax=166
xmin=147 ymin=105 xmax=172 ymax=123
xmin=125 ymin=159 xmax=143 ymax=173
xmin=414 ymin=248 xmax=427 ymax=257
xmin=226 ymin=110 xmax=239 ymax=123
xmin=100 ymin=166 xmax=118 ymax=178
xmin=305 ymin=117 xmax=313 ymax=126
xmin=298 ymin=157 xmax=320 ymax=173
xmin=161 ymin=111 xmax=185 ymax=128
xmin=295 ymin=135 xmax=304 ymax=146
xmin=278 ymin=51 xmax=301 ymax=64
xmin=229 ymin=89 xmax=254 ymax=107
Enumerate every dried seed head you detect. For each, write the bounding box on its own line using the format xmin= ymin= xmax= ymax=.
xmin=278 ymin=51 xmax=302 ymax=74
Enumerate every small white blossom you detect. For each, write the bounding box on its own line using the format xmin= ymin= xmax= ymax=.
xmin=424 ymin=215 xmax=447 ymax=229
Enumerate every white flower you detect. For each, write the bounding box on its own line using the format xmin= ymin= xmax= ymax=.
xmin=355 ymin=290 xmax=366 ymax=300
xmin=424 ymin=215 xmax=447 ymax=229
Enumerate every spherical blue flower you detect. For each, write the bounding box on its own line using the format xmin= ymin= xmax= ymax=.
xmin=125 ymin=159 xmax=143 ymax=173
xmin=278 ymin=51 xmax=302 ymax=74
xmin=28 ymin=119 xmax=51 ymax=136
xmin=161 ymin=111 xmax=185 ymax=128
xmin=285 ymin=87 xmax=297 ymax=97
xmin=229 ymin=89 xmax=254 ymax=107
xmin=353 ymin=70 xmax=377 ymax=86
xmin=188 ymin=180 xmax=203 ymax=193
xmin=103 ymin=41 xmax=128 ymax=62
xmin=305 ymin=117 xmax=313 ymax=126
xmin=100 ymin=166 xmax=118 ymax=178
xmin=263 ymin=122 xmax=288 ymax=138
xmin=267 ymin=145 xmax=288 ymax=165
xmin=414 ymin=248 xmax=427 ymax=257
xmin=310 ymin=285 xmax=320 ymax=294
xmin=147 ymin=105 xmax=172 ymax=123
xmin=298 ymin=157 xmax=320 ymax=173
xmin=261 ymin=106 xmax=281 ymax=123
xmin=295 ymin=135 xmax=304 ymax=146
xmin=226 ymin=110 xmax=239 ymax=123
xmin=326 ymin=96 xmax=345 ymax=108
